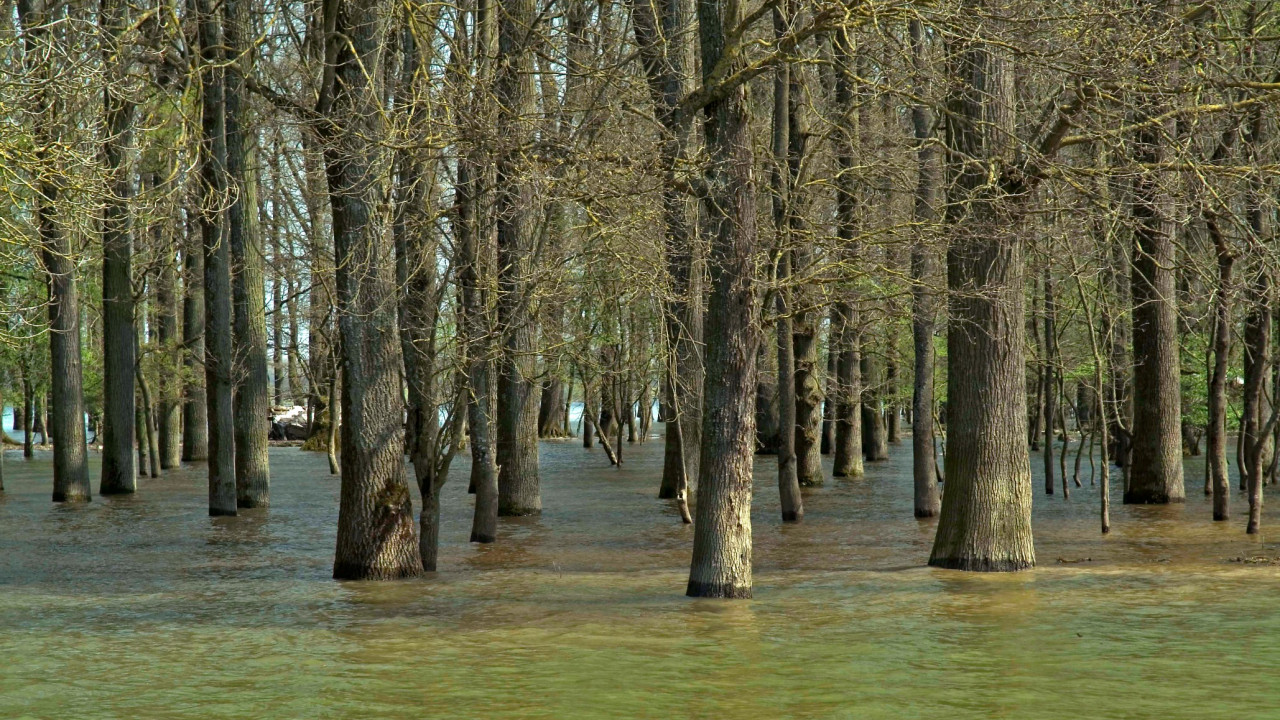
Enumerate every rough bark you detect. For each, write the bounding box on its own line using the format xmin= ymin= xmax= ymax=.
xmin=928 ymin=12 xmax=1035 ymax=571
xmin=17 ymin=0 xmax=92 ymax=502
xmin=1125 ymin=109 xmax=1184 ymax=504
xmin=322 ymin=0 xmax=422 ymax=579
xmin=686 ymin=0 xmax=758 ymax=598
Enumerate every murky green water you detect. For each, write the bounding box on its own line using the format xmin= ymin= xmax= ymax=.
xmin=1 ymin=434 xmax=1278 ymax=718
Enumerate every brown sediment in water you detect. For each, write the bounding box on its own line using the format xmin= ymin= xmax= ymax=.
xmin=0 ymin=432 xmax=1278 ymax=718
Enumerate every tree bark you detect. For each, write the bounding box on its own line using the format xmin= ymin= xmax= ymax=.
xmin=686 ymin=0 xmax=758 ymax=598
xmin=322 ymin=0 xmax=422 ymax=579
xmin=928 ymin=11 xmax=1035 ymax=571
xmin=17 ymin=0 xmax=92 ymax=502
xmin=197 ymin=0 xmax=237 ymax=515
xmin=99 ymin=0 xmax=137 ymax=496
xmin=908 ymin=17 xmax=940 ymax=518
xmin=182 ymin=210 xmax=209 ymax=462
xmin=491 ymin=0 xmax=541 ymax=517
xmin=226 ymin=0 xmax=271 ymax=508
xmin=1124 ymin=107 xmax=1184 ymax=504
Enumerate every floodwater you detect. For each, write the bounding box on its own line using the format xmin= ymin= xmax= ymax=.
xmin=1 ymin=432 xmax=1279 ymax=719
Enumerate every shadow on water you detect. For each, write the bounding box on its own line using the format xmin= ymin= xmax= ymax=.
xmin=2 ymin=433 xmax=1280 ymax=718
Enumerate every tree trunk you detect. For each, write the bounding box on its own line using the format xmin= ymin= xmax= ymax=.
xmin=182 ymin=210 xmax=209 ymax=462
xmin=225 ymin=0 xmax=270 ymax=508
xmin=197 ymin=0 xmax=237 ymax=515
xmin=17 ymin=0 xmax=92 ymax=501
xmin=1124 ymin=74 xmax=1184 ymax=504
xmin=156 ymin=206 xmax=182 ymax=469
xmin=832 ymin=304 xmax=863 ymax=477
xmin=686 ymin=0 xmax=758 ymax=598
xmin=821 ymin=345 xmax=835 ymax=454
xmin=771 ymin=16 xmax=802 ymax=522
xmin=322 ymin=0 xmax=422 ymax=579
xmin=908 ymin=17 xmax=940 ymax=518
xmin=492 ymin=0 xmax=541 ymax=517
xmin=928 ymin=11 xmax=1035 ymax=571
xmin=861 ymin=354 xmax=888 ymax=462
xmin=99 ymin=0 xmax=137 ymax=497
xmin=1043 ymin=268 xmax=1057 ymax=495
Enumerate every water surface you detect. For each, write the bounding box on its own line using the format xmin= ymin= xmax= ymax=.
xmin=1 ymin=434 xmax=1277 ymax=719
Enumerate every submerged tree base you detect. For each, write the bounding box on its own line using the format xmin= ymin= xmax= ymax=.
xmin=52 ymin=492 xmax=91 ymax=503
xmin=209 ymin=507 xmax=237 ymax=517
xmin=1122 ymin=490 xmax=1185 ymax=504
xmin=333 ymin=563 xmax=423 ymax=581
xmin=686 ymin=580 xmax=753 ymax=599
xmin=927 ymin=557 xmax=1035 ymax=572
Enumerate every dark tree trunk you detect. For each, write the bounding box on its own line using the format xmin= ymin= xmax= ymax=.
xmin=196 ymin=0 xmax=237 ymax=515
xmin=861 ymin=355 xmax=888 ymax=462
xmin=830 ymin=32 xmax=863 ymax=479
xmin=99 ymin=0 xmax=137 ymax=497
xmin=17 ymin=0 xmax=91 ymax=502
xmin=629 ymin=0 xmax=703 ymax=502
xmin=686 ymin=0 xmax=758 ymax=598
xmin=1124 ymin=107 xmax=1184 ymax=504
xmin=928 ymin=10 xmax=1035 ymax=571
xmin=182 ymin=210 xmax=209 ymax=462
xmin=538 ymin=379 xmax=566 ymax=438
xmin=770 ymin=13 xmax=802 ymax=522
xmin=1043 ymin=269 xmax=1057 ymax=495
xmin=226 ymin=0 xmax=270 ymax=507
xmin=908 ymin=17 xmax=940 ymax=518
xmin=322 ymin=0 xmax=422 ymax=579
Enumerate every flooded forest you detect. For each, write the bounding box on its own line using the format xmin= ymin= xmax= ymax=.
xmin=2 ymin=0 xmax=1280 ymax=715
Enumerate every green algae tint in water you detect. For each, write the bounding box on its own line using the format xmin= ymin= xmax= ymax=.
xmin=2 ymin=437 xmax=1280 ymax=719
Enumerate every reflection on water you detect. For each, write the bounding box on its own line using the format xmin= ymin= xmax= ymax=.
xmin=1 ymin=433 xmax=1279 ymax=718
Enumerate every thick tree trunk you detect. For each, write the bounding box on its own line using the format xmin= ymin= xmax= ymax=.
xmin=928 ymin=13 xmax=1035 ymax=571
xmin=1125 ymin=109 xmax=1184 ymax=504
xmin=197 ymin=0 xmax=237 ymax=515
xmin=686 ymin=0 xmax=758 ymax=598
xmin=99 ymin=0 xmax=137 ymax=497
xmin=18 ymin=0 xmax=91 ymax=502
xmin=323 ymin=0 xmax=422 ymax=579
xmin=491 ymin=0 xmax=541 ymax=517
xmin=538 ymin=379 xmax=566 ymax=438
xmin=226 ymin=0 xmax=270 ymax=507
